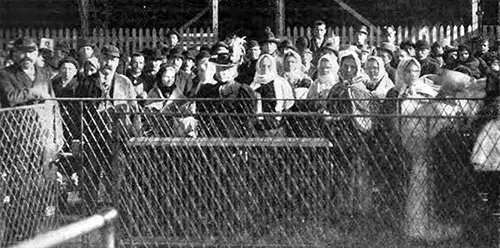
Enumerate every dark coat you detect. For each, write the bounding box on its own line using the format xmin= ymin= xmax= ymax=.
xmin=485 ymin=70 xmax=500 ymax=104
xmin=0 ymin=64 xmax=54 ymax=107
xmin=458 ymin=57 xmax=482 ymax=79
xmin=385 ymin=64 xmax=397 ymax=82
xmin=52 ymin=77 xmax=79 ymax=98
xmin=418 ymin=57 xmax=441 ymax=76
xmin=236 ymin=59 xmax=258 ymax=85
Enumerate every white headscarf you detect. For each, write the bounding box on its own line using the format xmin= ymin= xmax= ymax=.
xmin=251 ymin=54 xmax=278 ymax=88
xmin=395 ymin=57 xmax=438 ymax=98
xmin=307 ymin=55 xmax=339 ymax=100
xmin=338 ymin=49 xmax=363 ymax=84
xmin=283 ymin=50 xmax=306 ymax=84
xmin=364 ymin=56 xmax=394 ymax=98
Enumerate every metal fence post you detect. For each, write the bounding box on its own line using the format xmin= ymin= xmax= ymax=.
xmin=101 ymin=222 xmax=115 ymax=248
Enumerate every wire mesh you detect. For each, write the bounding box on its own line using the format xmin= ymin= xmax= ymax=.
xmin=2 ymin=98 xmax=500 ymax=247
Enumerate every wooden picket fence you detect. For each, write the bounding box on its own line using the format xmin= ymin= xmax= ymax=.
xmin=286 ymin=25 xmax=500 ymax=47
xmin=0 ymin=25 xmax=499 ymax=55
xmin=0 ymin=27 xmax=216 ymax=55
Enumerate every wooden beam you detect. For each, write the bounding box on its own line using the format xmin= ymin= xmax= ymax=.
xmin=275 ymin=0 xmax=285 ymax=37
xmin=471 ymin=0 xmax=479 ymax=35
xmin=76 ymin=0 xmax=90 ymax=37
xmin=181 ymin=6 xmax=210 ymax=30
xmin=212 ymin=0 xmax=218 ymax=41
xmin=331 ymin=0 xmax=373 ymax=27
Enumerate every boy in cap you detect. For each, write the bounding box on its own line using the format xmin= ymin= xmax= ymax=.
xmin=0 ymin=36 xmax=54 ymax=107
xmin=415 ymin=40 xmax=440 ymax=76
xmin=355 ymin=25 xmax=369 ymax=49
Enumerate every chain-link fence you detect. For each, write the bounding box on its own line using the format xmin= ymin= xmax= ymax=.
xmin=2 ymin=98 xmax=500 ymax=247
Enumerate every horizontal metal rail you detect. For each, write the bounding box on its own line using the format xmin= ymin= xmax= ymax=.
xmin=10 ymin=209 xmax=119 ymax=248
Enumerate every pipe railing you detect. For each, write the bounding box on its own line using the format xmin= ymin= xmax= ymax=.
xmin=9 ymin=208 xmax=119 ymax=248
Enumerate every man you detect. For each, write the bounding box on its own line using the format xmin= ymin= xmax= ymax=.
xmin=400 ymin=40 xmax=416 ymax=57
xmin=77 ymin=44 xmax=139 ymax=213
xmin=382 ymin=26 xmax=397 ymax=45
xmin=162 ymin=47 xmax=196 ymax=105
xmin=354 ymin=25 xmax=369 ymax=49
xmin=415 ymin=40 xmax=441 ymax=76
xmin=237 ymin=40 xmax=260 ymax=85
xmin=76 ymin=38 xmax=96 ymax=67
xmin=472 ymin=37 xmax=490 ymax=75
xmin=126 ymin=53 xmax=151 ymax=98
xmin=261 ymin=30 xmax=284 ymax=76
xmin=144 ymin=49 xmax=163 ymax=79
xmin=310 ymin=20 xmax=335 ymax=67
xmin=0 ymin=37 xmax=58 ymax=240
xmin=296 ymin=37 xmax=313 ymax=73
xmin=162 ymin=30 xmax=182 ymax=54
xmin=0 ymin=37 xmax=54 ymax=107
xmin=182 ymin=49 xmax=197 ymax=79
xmin=376 ymin=42 xmax=397 ymax=82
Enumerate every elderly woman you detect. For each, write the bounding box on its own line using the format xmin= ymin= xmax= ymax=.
xmin=283 ymin=50 xmax=313 ymax=99
xmin=306 ymin=54 xmax=338 ymax=112
xmin=363 ymin=56 xmax=395 ymax=98
xmin=250 ymin=54 xmax=294 ymax=136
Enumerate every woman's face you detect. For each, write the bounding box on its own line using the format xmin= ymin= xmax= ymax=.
xmin=318 ymin=59 xmax=333 ymax=76
xmin=459 ymin=50 xmax=469 ymax=62
xmin=403 ymin=61 xmax=421 ymax=85
xmin=161 ymin=68 xmax=176 ymax=87
xmin=284 ymin=55 xmax=300 ymax=73
xmin=259 ymin=56 xmax=273 ymax=75
xmin=340 ymin=57 xmax=358 ymax=80
xmin=364 ymin=59 xmax=380 ymax=80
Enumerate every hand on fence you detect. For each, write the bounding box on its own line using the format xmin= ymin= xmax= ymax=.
xmin=29 ymin=86 xmax=51 ymax=100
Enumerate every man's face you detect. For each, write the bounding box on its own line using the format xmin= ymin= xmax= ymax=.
xmin=99 ymin=54 xmax=119 ymax=75
xmin=161 ymin=68 xmax=176 ymax=86
xmin=84 ymin=63 xmax=98 ymax=76
xmin=13 ymin=49 xmax=38 ymax=69
xmin=79 ymin=46 xmax=94 ymax=60
xmin=248 ymin=46 xmax=261 ymax=60
xmin=313 ymin=24 xmax=327 ymax=38
xmin=395 ymin=49 xmax=410 ymax=65
xmin=60 ymin=62 xmax=78 ymax=81
xmin=130 ymin=55 xmax=145 ymax=74
xmin=168 ymin=34 xmax=179 ymax=47
xmin=416 ymin=48 xmax=430 ymax=60
xmin=54 ymin=49 xmax=66 ymax=58
xmin=262 ymin=42 xmax=277 ymax=55
xmin=184 ymin=58 xmax=195 ymax=72
xmin=152 ymin=59 xmax=162 ymax=73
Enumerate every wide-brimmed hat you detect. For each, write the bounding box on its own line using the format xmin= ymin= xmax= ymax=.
xmin=246 ymin=40 xmax=260 ymax=50
xmin=209 ymin=53 xmax=238 ymax=68
xmin=262 ymin=30 xmax=281 ymax=44
xmin=211 ymin=41 xmax=230 ymax=55
xmin=168 ymin=46 xmax=184 ymax=60
xmin=77 ymin=37 xmax=95 ymax=49
xmin=280 ymin=39 xmax=297 ymax=52
xmin=13 ymin=37 xmax=38 ymax=52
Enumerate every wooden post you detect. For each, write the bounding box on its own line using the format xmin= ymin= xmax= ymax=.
xmin=472 ymin=0 xmax=479 ymax=35
xmin=275 ymin=0 xmax=285 ymax=37
xmin=212 ymin=0 xmax=218 ymax=41
xmin=76 ymin=0 xmax=90 ymax=37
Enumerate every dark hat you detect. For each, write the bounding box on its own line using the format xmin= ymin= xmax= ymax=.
xmin=400 ymin=40 xmax=415 ymax=50
xmin=168 ymin=46 xmax=184 ymax=60
xmin=199 ymin=45 xmax=211 ymax=53
xmin=320 ymin=41 xmax=339 ymax=57
xmin=415 ymin=40 xmax=430 ymax=50
xmin=77 ymin=37 xmax=95 ymax=49
xmin=54 ymin=42 xmax=70 ymax=54
xmin=211 ymin=41 xmax=230 ymax=55
xmin=262 ymin=29 xmax=281 ymax=44
xmin=280 ymin=39 xmax=297 ymax=51
xmin=296 ymin=36 xmax=309 ymax=48
xmin=246 ymin=40 xmax=260 ymax=50
xmin=183 ymin=49 xmax=197 ymax=61
xmin=58 ymin=56 xmax=80 ymax=70
xmin=166 ymin=29 xmax=181 ymax=39
xmin=377 ymin=42 xmax=396 ymax=57
xmin=195 ymin=50 xmax=211 ymax=63
xmin=101 ymin=45 xmax=120 ymax=58
xmin=13 ymin=37 xmax=38 ymax=52
xmin=152 ymin=49 xmax=164 ymax=60
xmin=39 ymin=48 xmax=52 ymax=57
xmin=209 ymin=53 xmax=236 ymax=67
xmin=357 ymin=25 xmax=369 ymax=35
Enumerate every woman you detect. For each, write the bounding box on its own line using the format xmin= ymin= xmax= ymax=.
xmin=363 ymin=56 xmax=394 ymax=98
xmin=306 ymin=54 xmax=338 ymax=112
xmin=250 ymin=54 xmax=294 ymax=135
xmin=283 ymin=50 xmax=313 ymax=99
xmin=457 ymin=45 xmax=482 ymax=79
xmin=324 ymin=50 xmax=377 ymax=216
